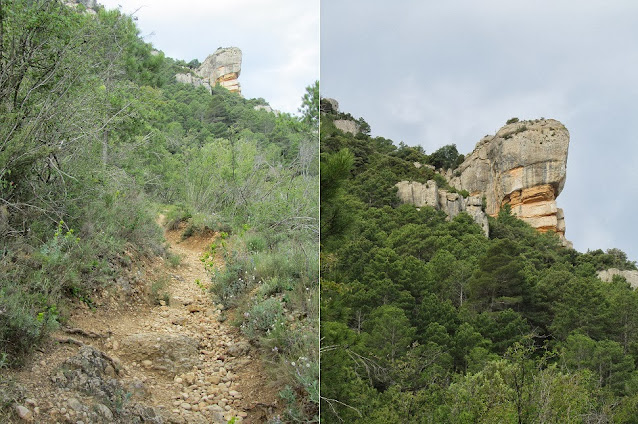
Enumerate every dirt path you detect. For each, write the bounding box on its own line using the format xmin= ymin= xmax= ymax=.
xmin=6 ymin=222 xmax=278 ymax=423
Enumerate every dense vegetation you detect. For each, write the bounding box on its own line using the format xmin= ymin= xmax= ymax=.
xmin=320 ymin=103 xmax=638 ymax=423
xmin=0 ymin=1 xmax=318 ymax=421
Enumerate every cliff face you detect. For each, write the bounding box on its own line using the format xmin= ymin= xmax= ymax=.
xmin=196 ymin=47 xmax=242 ymax=93
xmin=449 ymin=119 xmax=569 ymax=243
xmin=398 ymin=119 xmax=571 ymax=244
xmin=396 ymin=180 xmax=489 ymax=236
xmin=176 ymin=47 xmax=242 ymax=94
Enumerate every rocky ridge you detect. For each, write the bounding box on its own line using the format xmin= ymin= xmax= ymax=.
xmin=176 ymin=47 xmax=242 ymax=94
xmin=397 ymin=119 xmax=571 ymax=245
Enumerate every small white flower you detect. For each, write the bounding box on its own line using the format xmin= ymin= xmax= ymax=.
xmin=291 ymin=362 xmax=296 ymax=366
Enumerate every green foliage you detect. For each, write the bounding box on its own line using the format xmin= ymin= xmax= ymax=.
xmin=149 ymin=275 xmax=171 ymax=305
xmin=299 ymin=81 xmax=319 ymax=130
xmin=241 ymin=298 xmax=284 ymax=339
xmin=506 ymin=117 xmax=520 ymax=124
xmin=429 ymin=144 xmax=463 ymax=170
xmin=0 ymin=9 xmax=319 ymax=419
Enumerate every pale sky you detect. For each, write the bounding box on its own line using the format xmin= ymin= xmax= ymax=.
xmin=321 ymin=0 xmax=638 ymax=262
xmin=99 ymin=0 xmax=319 ymax=115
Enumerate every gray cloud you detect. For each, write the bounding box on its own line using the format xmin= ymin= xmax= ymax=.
xmin=322 ymin=0 xmax=638 ymax=261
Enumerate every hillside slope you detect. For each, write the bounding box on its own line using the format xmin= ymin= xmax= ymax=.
xmin=320 ymin=99 xmax=638 ymax=423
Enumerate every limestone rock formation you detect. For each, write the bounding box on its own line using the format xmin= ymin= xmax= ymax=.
xmin=597 ymin=269 xmax=638 ymax=289
xmin=175 ymin=73 xmax=212 ymax=93
xmin=334 ymin=119 xmax=360 ymax=135
xmin=396 ymin=180 xmax=489 ymax=236
xmin=196 ymin=47 xmax=242 ymax=93
xmin=398 ymin=119 xmax=570 ymax=243
xmin=254 ymin=105 xmax=280 ymax=115
xmin=321 ymin=98 xmax=340 ymax=113
xmin=321 ymin=97 xmax=360 ymax=134
xmin=175 ymin=47 xmax=242 ymax=94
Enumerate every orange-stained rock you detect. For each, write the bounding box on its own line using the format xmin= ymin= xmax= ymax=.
xmin=446 ymin=119 xmax=571 ymax=245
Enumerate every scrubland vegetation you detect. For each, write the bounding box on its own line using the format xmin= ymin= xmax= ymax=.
xmin=0 ymin=1 xmax=318 ymax=421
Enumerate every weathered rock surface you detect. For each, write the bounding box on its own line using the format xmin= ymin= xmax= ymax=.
xmin=52 ymin=346 xmax=122 ymax=400
xmin=52 ymin=345 xmax=164 ymax=423
xmin=598 ymin=268 xmax=638 ymax=288
xmin=196 ymin=47 xmax=242 ymax=94
xmin=254 ymin=105 xmax=279 ymax=115
xmin=396 ymin=180 xmax=489 ymax=236
xmin=448 ymin=119 xmax=569 ymax=241
xmin=398 ymin=119 xmax=570 ymax=243
xmin=321 ymin=98 xmax=339 ymax=113
xmin=176 ymin=47 xmax=242 ymax=94
xmin=119 ymin=333 xmax=200 ymax=376
xmin=334 ymin=119 xmax=360 ymax=135
xmin=14 ymin=404 xmax=33 ymax=422
xmin=175 ymin=73 xmax=212 ymax=94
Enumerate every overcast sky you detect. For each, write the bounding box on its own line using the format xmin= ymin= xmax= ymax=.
xmin=99 ymin=0 xmax=319 ymax=115
xmin=321 ymin=0 xmax=638 ymax=262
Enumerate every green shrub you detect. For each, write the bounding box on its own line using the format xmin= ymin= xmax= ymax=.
xmin=241 ymin=298 xmax=284 ymax=339
xmin=506 ymin=117 xmax=519 ymax=124
xmin=150 ymin=275 xmax=171 ymax=305
xmin=245 ymin=233 xmax=267 ymax=252
xmin=164 ymin=204 xmax=192 ymax=230
xmin=0 ymin=284 xmax=59 ymax=365
xmin=166 ymin=252 xmax=181 ymax=268
xmin=211 ymin=250 xmax=256 ymax=304
xmin=258 ymin=277 xmax=294 ymax=298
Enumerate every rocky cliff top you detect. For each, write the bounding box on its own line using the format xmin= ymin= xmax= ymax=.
xmin=176 ymin=47 xmax=242 ymax=94
xmin=449 ymin=119 xmax=569 ymax=211
xmin=398 ymin=118 xmax=571 ymax=245
xmin=196 ymin=47 xmax=242 ymax=84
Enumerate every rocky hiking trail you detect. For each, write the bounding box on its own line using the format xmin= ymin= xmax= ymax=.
xmin=6 ymin=220 xmax=279 ymax=423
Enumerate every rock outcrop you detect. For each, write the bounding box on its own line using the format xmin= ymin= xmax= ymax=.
xmin=449 ymin=119 xmax=569 ymax=243
xmin=176 ymin=47 xmax=242 ymax=94
xmin=196 ymin=47 xmax=242 ymax=93
xmin=598 ymin=269 xmax=638 ymax=289
xmin=175 ymin=72 xmax=212 ymax=93
xmin=396 ymin=180 xmax=489 ymax=236
xmin=334 ymin=119 xmax=360 ymax=135
xmin=398 ymin=119 xmax=571 ymax=244
xmin=52 ymin=345 xmax=164 ymax=423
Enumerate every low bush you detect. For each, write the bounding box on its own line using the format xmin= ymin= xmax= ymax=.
xmin=211 ymin=250 xmax=256 ymax=304
xmin=164 ymin=204 xmax=192 ymax=230
xmin=149 ymin=275 xmax=171 ymax=305
xmin=241 ymin=298 xmax=285 ymax=339
xmin=258 ymin=277 xmax=294 ymax=298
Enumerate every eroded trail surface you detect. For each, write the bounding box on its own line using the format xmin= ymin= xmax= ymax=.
xmin=7 ymin=223 xmax=277 ymax=423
